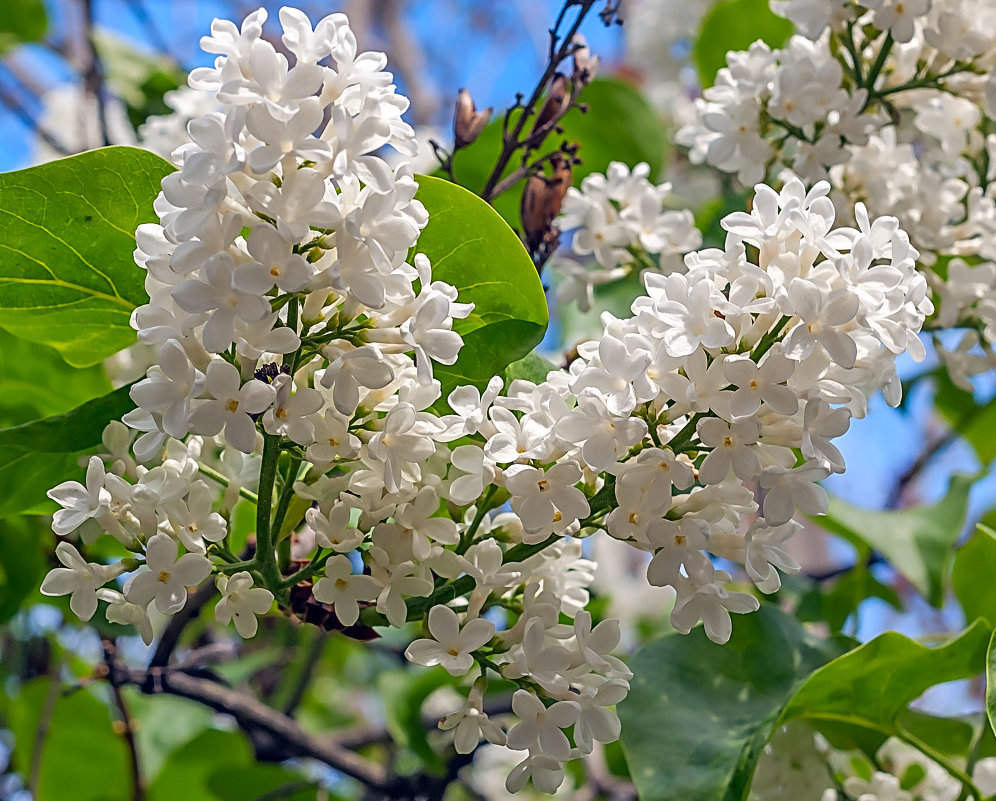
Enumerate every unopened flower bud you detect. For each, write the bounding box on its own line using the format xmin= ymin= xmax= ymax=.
xmin=453 ymin=88 xmax=492 ymax=150
xmin=571 ymin=34 xmax=599 ymax=84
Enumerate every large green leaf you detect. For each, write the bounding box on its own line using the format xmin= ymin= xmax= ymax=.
xmin=0 ymin=329 xmax=111 ymax=426
xmin=0 ymin=383 xmax=135 ymax=518
xmin=413 ymin=174 xmax=548 ymax=399
xmin=123 ymin=691 xmax=213 ymax=780
xmin=147 ymin=729 xmax=248 ymax=801
xmin=0 ymin=515 xmax=47 ymax=623
xmin=953 ymin=524 xmax=996 ymax=628
xmin=817 ymin=474 xmax=974 ymax=607
xmin=449 ymin=78 xmax=667 ymax=227
xmin=934 ymin=371 xmax=996 ymax=465
xmin=0 ymin=146 xmax=173 ymax=366
xmin=694 ymin=0 xmax=794 ymax=88
xmin=782 ymin=620 xmax=990 ymax=737
xmin=618 ymin=605 xmax=846 ymax=801
xmin=620 ymin=611 xmax=989 ymax=801
xmin=9 ymin=679 xmax=131 ymax=801
xmin=147 ymin=728 xmax=311 ymax=801
xmin=0 ymin=0 xmax=47 ymax=52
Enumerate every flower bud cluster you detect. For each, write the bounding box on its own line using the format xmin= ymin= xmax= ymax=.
xmin=750 ymin=724 xmax=996 ymax=801
xmin=554 ymin=161 xmax=702 ymax=310
xmin=37 ymin=6 xmax=930 ymax=792
xmin=676 ymin=0 xmax=996 ymax=387
xmin=514 ymin=177 xmax=930 ymax=643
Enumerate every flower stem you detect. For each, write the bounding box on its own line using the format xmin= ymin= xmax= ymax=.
xmin=255 ymin=433 xmax=283 ymax=589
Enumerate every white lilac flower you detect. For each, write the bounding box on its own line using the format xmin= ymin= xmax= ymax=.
xmin=404 ymin=604 xmax=495 ymax=676
xmin=312 ymin=555 xmax=380 ymax=626
xmin=40 ymin=542 xmax=115 ymax=622
xmin=215 ymin=571 xmax=274 ymax=637
xmin=124 ymin=533 xmax=212 ymax=615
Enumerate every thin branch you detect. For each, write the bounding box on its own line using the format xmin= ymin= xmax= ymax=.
xmin=0 ymin=80 xmax=73 ymax=156
xmin=479 ymin=0 xmax=598 ymax=201
xmin=102 ymin=639 xmax=145 ymax=801
xmin=113 ymin=663 xmax=394 ymax=793
xmin=125 ymin=0 xmax=177 ymax=65
xmin=252 ymin=781 xmax=318 ymax=801
xmin=280 ymin=629 xmax=326 ymax=716
xmin=80 ymin=0 xmax=112 ymax=147
xmin=28 ymin=675 xmax=60 ymax=798
xmin=149 ymin=581 xmax=218 ymax=668
xmin=885 ymin=426 xmax=961 ymax=509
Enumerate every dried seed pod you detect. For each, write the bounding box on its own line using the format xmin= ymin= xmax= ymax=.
xmin=521 ymin=153 xmax=574 ymax=267
xmin=529 ymin=73 xmax=571 ymax=142
xmin=453 ymin=88 xmax=492 ymax=150
xmin=288 ymin=580 xmax=380 ymax=640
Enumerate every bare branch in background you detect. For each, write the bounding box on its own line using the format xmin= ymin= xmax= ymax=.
xmin=0 ymin=78 xmax=73 ymax=156
xmin=101 ymin=639 xmax=145 ymax=801
xmin=80 ymin=0 xmax=111 ymax=147
xmin=479 ymin=0 xmax=600 ymax=204
xmin=126 ymin=0 xmax=179 ymax=68
xmin=111 ymin=661 xmax=396 ymax=793
xmin=376 ymin=0 xmax=440 ymax=126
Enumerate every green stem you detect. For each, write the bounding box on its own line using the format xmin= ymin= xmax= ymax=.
xmin=863 ymin=31 xmax=893 ymax=92
xmin=358 ymin=535 xmax=561 ymax=627
xmin=666 ymin=412 xmax=706 ymax=455
xmin=458 ymin=486 xmax=498 ymax=554
xmin=750 ymin=315 xmax=792 ymax=362
xmin=271 ymin=456 xmax=303 ymax=543
xmin=197 ymin=462 xmax=259 ymax=505
xmin=279 ymin=549 xmax=332 ymax=589
xmin=255 ymin=433 xmax=283 ymax=589
xmin=842 ymin=22 xmax=864 ymax=85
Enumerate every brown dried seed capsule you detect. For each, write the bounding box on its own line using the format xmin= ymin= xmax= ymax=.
xmin=453 ymin=88 xmax=492 ymax=150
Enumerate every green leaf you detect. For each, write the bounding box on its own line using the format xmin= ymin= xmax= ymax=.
xmin=147 ymin=729 xmax=252 ymax=801
xmin=782 ymin=620 xmax=991 ymax=738
xmin=502 ymin=351 xmax=559 ymax=385
xmin=413 ymin=174 xmax=548 ymax=400
xmin=0 ymin=329 xmax=111 ymax=426
xmin=0 ymin=146 xmax=174 ymax=366
xmin=621 ymin=612 xmax=990 ymax=801
xmin=954 ymin=524 xmax=996 ymax=627
xmin=378 ymin=668 xmax=459 ymax=774
xmin=9 ymin=679 xmax=131 ymax=801
xmin=817 ymin=474 xmax=974 ymax=607
xmin=123 ymin=691 xmax=212 ymax=780
xmin=207 ymin=767 xmax=316 ymax=801
xmin=0 ymin=383 xmax=135 ymax=518
xmin=796 ymin=569 xmax=903 ymax=632
xmin=0 ymin=515 xmax=47 ymax=623
xmin=618 ymin=605 xmax=847 ymax=801
xmin=0 ymin=382 xmax=134 ymax=453
xmin=0 ymin=0 xmax=47 ymax=52
xmin=450 ymin=78 xmax=666 ymax=227
xmin=934 ymin=371 xmax=996 ymax=465
xmin=694 ymin=0 xmax=794 ymax=88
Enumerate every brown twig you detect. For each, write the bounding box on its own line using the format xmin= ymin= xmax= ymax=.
xmin=0 ymin=79 xmax=74 ymax=156
xmin=112 ymin=662 xmax=395 ymax=793
xmin=28 ymin=673 xmax=60 ymax=798
xmin=479 ymin=0 xmax=599 ymax=202
xmin=80 ymin=0 xmax=111 ymax=147
xmin=102 ymin=639 xmax=145 ymax=801
xmin=149 ymin=581 xmax=218 ymax=668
